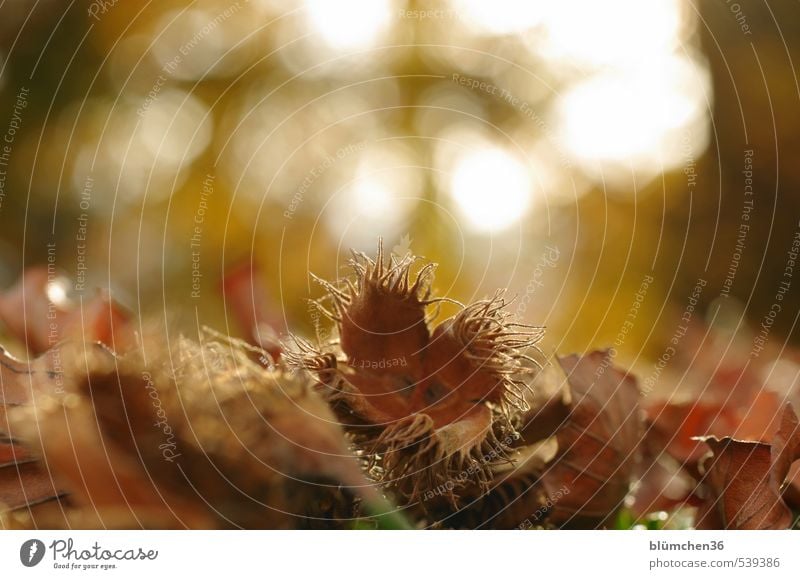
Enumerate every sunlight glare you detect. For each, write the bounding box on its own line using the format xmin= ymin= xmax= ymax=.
xmin=450 ymin=147 xmax=532 ymax=233
xmin=558 ymin=55 xmax=707 ymax=171
xmin=455 ymin=0 xmax=544 ymax=36
xmin=538 ymin=0 xmax=684 ymax=68
xmin=46 ymin=277 xmax=72 ymax=308
xmin=139 ymin=89 xmax=212 ymax=166
xmin=306 ymin=0 xmax=392 ymax=49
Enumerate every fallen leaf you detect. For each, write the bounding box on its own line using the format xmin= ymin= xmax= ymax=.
xmin=220 ymin=263 xmax=283 ymax=359
xmin=462 ymin=351 xmax=644 ymax=529
xmin=0 ymin=267 xmax=130 ymax=354
xmin=7 ymin=333 xmax=387 ymax=529
xmin=694 ymin=403 xmax=800 ymax=529
xmin=0 ymin=436 xmax=31 ymax=465
xmin=645 ymin=390 xmax=783 ymax=471
xmin=530 ymin=351 xmax=643 ymax=528
xmin=0 ymin=461 xmax=64 ymax=512
xmin=628 ymin=434 xmax=700 ymax=519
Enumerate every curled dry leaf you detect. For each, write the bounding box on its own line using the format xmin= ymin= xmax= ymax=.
xmin=0 ymin=267 xmax=131 ymax=354
xmin=645 ymin=400 xmax=740 ymax=470
xmin=694 ymin=403 xmax=800 ymax=529
xmin=465 ymin=350 xmax=643 ymax=529
xmin=3 ymin=332 xmax=385 ymax=529
xmin=784 ymin=464 xmax=800 ymax=510
xmin=0 ymin=346 xmax=67 ymax=519
xmin=0 ymin=462 xmax=65 ymax=523
xmin=287 ymin=241 xmax=542 ymax=506
xmin=637 ymin=320 xmax=798 ymax=521
xmin=646 ymin=390 xmax=784 ymax=471
xmin=640 ymin=388 xmax=788 ymax=519
xmin=627 ymin=434 xmax=700 ymax=519
xmin=526 ymin=351 xmax=642 ymax=528
xmin=220 ymin=263 xmax=283 ymax=360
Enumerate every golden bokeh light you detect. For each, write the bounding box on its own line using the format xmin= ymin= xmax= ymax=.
xmin=532 ymin=0 xmax=686 ymax=68
xmin=305 ymin=0 xmax=394 ymax=49
xmin=453 ymin=0 xmax=544 ymax=37
xmin=450 ymin=146 xmax=533 ymax=233
xmin=558 ymin=54 xmax=709 ymax=180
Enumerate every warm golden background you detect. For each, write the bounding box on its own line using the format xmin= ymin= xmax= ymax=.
xmin=1 ymin=0 xmax=799 ymax=391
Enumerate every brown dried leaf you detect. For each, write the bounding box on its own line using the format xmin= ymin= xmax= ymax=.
xmin=695 ymin=403 xmax=800 ymax=529
xmin=0 ymin=267 xmax=130 ymax=354
xmin=8 ymin=334 xmax=378 ymax=529
xmin=784 ymin=463 xmax=800 ymax=510
xmin=518 ymin=350 xmax=643 ymax=528
xmin=221 ymin=263 xmax=283 ymax=359
xmin=0 ymin=461 xmax=64 ymax=512
xmin=0 ymin=346 xmax=70 ymax=517
xmin=628 ymin=434 xmax=700 ymax=518
xmin=0 ymin=436 xmax=32 ymax=465
xmin=646 ymin=390 xmax=783 ymax=470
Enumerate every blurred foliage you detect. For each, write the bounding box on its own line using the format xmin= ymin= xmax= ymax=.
xmin=0 ymin=0 xmax=798 ymax=372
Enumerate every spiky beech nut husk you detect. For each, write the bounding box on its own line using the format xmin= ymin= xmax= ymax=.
xmin=5 ymin=331 xmax=386 ymax=529
xmin=288 ymin=240 xmax=543 ymax=507
xmin=424 ymin=291 xmax=542 ymax=413
xmin=445 ymin=439 xmax=557 ymax=529
xmin=311 ymin=242 xmax=434 ymax=378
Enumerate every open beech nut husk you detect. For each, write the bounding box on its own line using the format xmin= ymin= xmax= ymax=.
xmin=286 ymin=240 xmax=544 ymax=508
